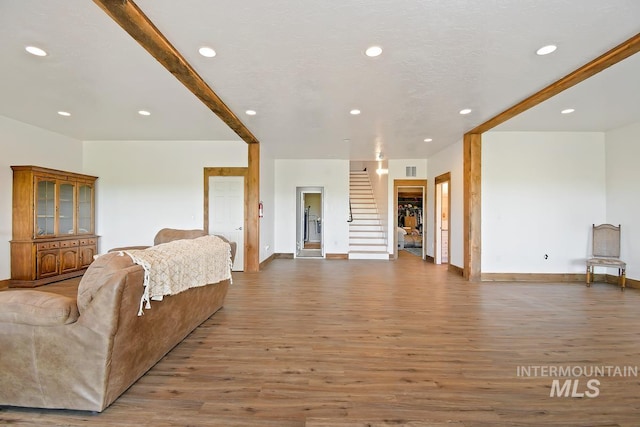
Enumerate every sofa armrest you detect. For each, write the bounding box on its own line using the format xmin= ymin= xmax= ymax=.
xmin=0 ymin=290 xmax=79 ymax=326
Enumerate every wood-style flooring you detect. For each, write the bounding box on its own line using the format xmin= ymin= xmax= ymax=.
xmin=2 ymin=252 xmax=640 ymax=426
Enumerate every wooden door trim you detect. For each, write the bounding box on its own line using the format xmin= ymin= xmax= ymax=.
xmin=434 ymin=172 xmax=451 ymax=266
xmin=394 ymin=179 xmax=427 ymax=259
xmin=204 ymin=167 xmax=256 ymax=273
xmin=203 ymin=168 xmax=246 ymax=259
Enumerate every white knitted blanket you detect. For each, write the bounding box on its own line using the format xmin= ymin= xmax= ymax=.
xmin=124 ymin=235 xmax=232 ymax=315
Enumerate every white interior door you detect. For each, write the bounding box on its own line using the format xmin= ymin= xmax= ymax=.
xmin=209 ymin=176 xmax=244 ymax=271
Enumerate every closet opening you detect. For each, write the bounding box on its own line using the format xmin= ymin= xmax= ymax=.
xmin=394 ymin=180 xmax=426 ymax=259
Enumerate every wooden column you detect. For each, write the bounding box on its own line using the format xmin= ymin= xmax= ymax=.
xmin=463 ymin=133 xmax=481 ymax=281
xmin=246 ymin=143 xmax=260 ymax=272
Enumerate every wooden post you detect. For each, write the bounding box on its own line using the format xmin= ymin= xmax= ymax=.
xmin=464 ymin=133 xmax=481 ymax=281
xmin=246 ymin=143 xmax=260 ymax=272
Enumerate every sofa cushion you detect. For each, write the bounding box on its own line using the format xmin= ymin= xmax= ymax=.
xmin=0 ymin=290 xmax=79 ymax=326
xmin=77 ymin=252 xmax=137 ymax=314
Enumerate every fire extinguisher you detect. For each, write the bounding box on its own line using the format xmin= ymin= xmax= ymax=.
xmin=259 ymin=201 xmax=264 ymax=218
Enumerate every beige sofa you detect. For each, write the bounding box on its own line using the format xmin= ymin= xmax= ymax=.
xmin=0 ymin=230 xmax=235 ymax=412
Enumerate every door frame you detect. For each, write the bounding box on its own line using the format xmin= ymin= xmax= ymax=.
xmin=434 ymin=172 xmax=451 ymax=265
xmin=204 ymin=167 xmax=249 ymax=271
xmin=295 ymin=186 xmax=324 ymax=257
xmin=393 ymin=179 xmax=427 ymax=259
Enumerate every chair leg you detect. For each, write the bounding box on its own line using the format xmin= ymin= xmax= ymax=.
xmin=586 ymin=266 xmax=591 ymax=287
xmin=621 ymin=268 xmax=626 ymax=291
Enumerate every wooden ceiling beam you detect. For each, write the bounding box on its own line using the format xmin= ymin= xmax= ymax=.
xmin=469 ymin=32 xmax=640 ymax=134
xmin=93 ymin=0 xmax=259 ymax=144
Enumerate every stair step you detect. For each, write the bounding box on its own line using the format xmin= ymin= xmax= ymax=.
xmin=348 ymin=251 xmax=389 ymax=260
xmin=351 ymin=213 xmax=380 ymax=219
xmin=349 ymin=243 xmax=388 ymax=251
xmin=352 ymin=210 xmax=378 ymax=216
xmin=349 ymin=237 xmax=386 ymax=244
xmin=349 ymin=231 xmax=384 ymax=241
xmin=350 ymin=223 xmax=383 ymax=230
xmin=350 ymin=219 xmax=382 ymax=226
xmin=350 ymin=233 xmax=384 ymax=239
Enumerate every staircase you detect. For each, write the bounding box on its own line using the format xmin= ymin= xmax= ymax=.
xmin=348 ymin=170 xmax=389 ymax=260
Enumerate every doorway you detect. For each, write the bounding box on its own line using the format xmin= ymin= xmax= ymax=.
xmin=296 ymin=187 xmax=323 ymax=258
xmin=208 ymin=176 xmax=244 ymax=271
xmin=435 ymin=172 xmax=451 ymax=265
xmin=394 ymin=179 xmax=427 ymax=259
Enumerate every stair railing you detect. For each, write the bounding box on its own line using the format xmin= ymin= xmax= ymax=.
xmin=347 ymin=198 xmax=353 ymax=222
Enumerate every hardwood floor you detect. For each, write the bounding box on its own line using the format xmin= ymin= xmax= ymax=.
xmin=2 ymin=252 xmax=640 ymax=426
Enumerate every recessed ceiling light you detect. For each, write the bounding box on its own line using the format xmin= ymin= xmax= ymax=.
xmin=25 ymin=46 xmax=47 ymax=57
xmin=423 ymin=138 xmax=433 ymax=142
xmin=459 ymin=108 xmax=472 ymax=115
xmin=350 ymin=109 xmax=361 ymax=115
xmin=198 ymin=46 xmax=216 ymax=58
xmin=536 ymin=45 xmax=557 ymax=56
xmin=138 ymin=110 xmax=151 ymax=116
xmin=365 ymin=46 xmax=382 ymax=57
xmin=561 ymin=108 xmax=575 ymax=114
xmin=245 ymin=110 xmax=256 ymax=116
xmin=57 ymin=111 xmax=71 ymax=117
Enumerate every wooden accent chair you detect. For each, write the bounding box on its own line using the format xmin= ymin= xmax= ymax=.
xmin=586 ymin=224 xmax=626 ymax=290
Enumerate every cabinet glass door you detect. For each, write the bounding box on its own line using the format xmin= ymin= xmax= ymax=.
xmin=36 ymin=178 xmax=56 ymax=236
xmin=77 ymin=183 xmax=93 ymax=234
xmin=58 ymin=181 xmax=76 ymax=235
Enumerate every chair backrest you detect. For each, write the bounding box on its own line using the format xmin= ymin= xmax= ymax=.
xmin=592 ymin=223 xmax=621 ymax=258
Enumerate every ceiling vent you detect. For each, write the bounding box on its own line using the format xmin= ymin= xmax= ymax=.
xmin=406 ymin=166 xmax=417 ymax=177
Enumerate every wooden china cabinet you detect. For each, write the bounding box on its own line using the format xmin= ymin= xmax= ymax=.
xmin=10 ymin=166 xmax=99 ymax=288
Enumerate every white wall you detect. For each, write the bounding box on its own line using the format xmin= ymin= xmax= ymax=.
xmin=274 ymin=159 xmax=349 ymax=255
xmin=426 ymin=142 xmax=463 ymax=267
xmin=605 ymin=121 xmax=640 ymax=280
xmin=387 ymin=159 xmax=428 ymax=253
xmin=482 ymin=131 xmax=606 ymax=273
xmin=260 ymin=145 xmax=275 ymax=263
xmin=83 ymin=140 xmax=247 ymax=253
xmin=0 ymin=116 xmax=84 ymax=281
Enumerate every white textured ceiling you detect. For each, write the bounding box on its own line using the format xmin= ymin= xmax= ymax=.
xmin=1 ymin=1 xmax=639 ymax=160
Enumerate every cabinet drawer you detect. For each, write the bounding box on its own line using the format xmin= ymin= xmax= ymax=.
xmin=79 ymin=238 xmax=97 ymax=245
xmin=36 ymin=241 xmax=60 ymax=250
xmin=60 ymin=240 xmax=79 ymax=248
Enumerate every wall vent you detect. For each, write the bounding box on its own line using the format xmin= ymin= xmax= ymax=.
xmin=406 ymin=166 xmax=417 ymax=177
